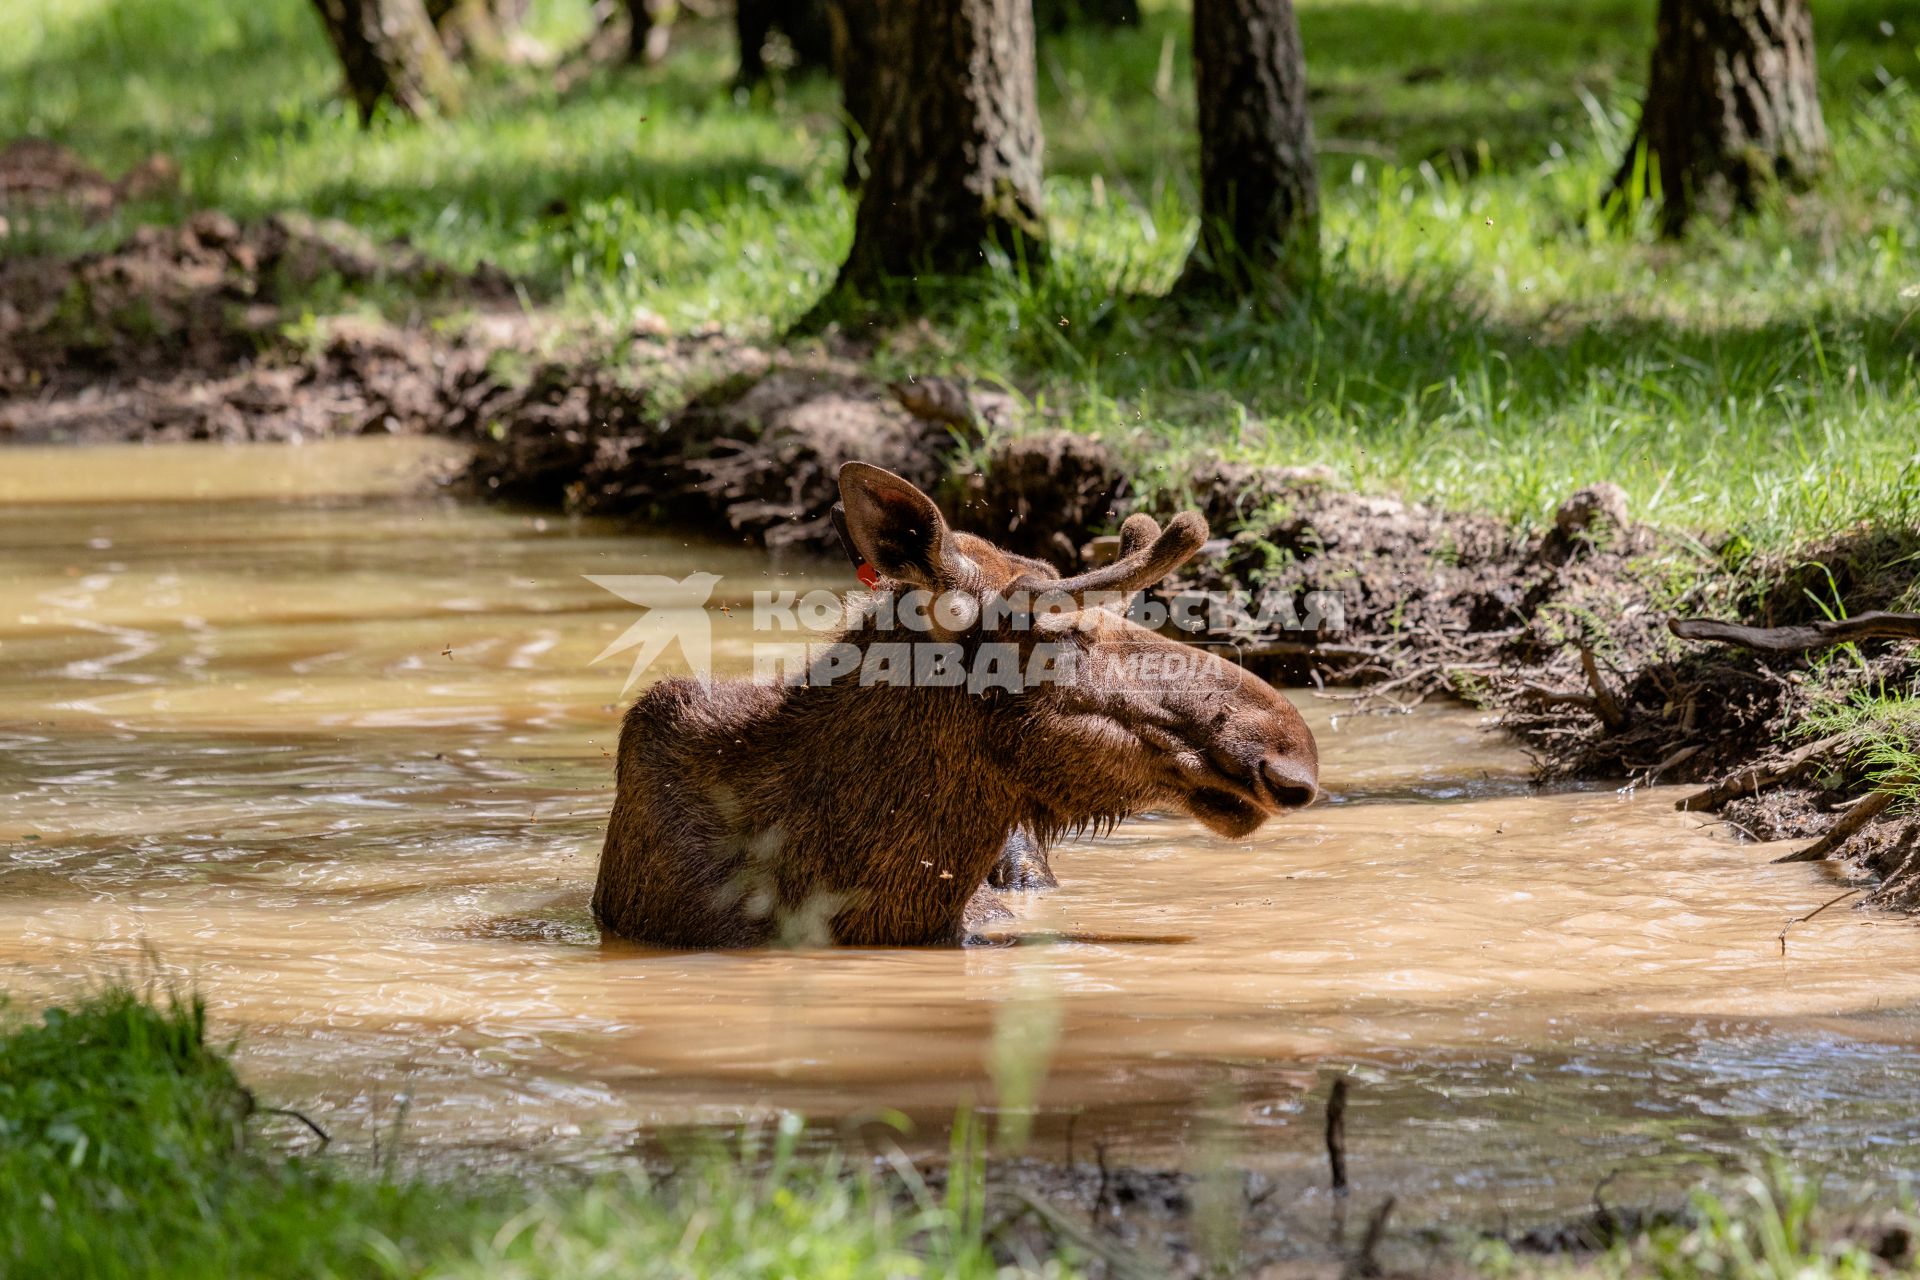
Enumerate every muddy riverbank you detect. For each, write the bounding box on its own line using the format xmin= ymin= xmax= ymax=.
xmin=3 ymin=217 xmax=1917 ymax=909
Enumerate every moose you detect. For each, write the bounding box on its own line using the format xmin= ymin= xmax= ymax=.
xmin=592 ymin=462 xmax=1319 ymax=948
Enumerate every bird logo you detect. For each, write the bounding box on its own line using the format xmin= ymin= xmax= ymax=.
xmin=584 ymin=571 xmax=724 ymax=693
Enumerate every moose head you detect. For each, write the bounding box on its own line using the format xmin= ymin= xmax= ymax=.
xmin=592 ymin=462 xmax=1319 ymax=948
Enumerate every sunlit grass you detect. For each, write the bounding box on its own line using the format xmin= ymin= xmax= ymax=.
xmin=1 ymin=987 xmax=1077 ymax=1279
xmin=4 ymin=0 xmax=1919 ymax=547
xmin=1806 ymin=686 xmax=1920 ymax=805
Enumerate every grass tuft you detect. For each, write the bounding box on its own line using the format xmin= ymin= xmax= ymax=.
xmin=0 ymin=987 xmax=1077 ymax=1278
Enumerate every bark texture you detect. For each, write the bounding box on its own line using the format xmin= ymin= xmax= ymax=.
xmin=310 ymin=0 xmax=461 ymax=123
xmin=1182 ymin=0 xmax=1319 ymax=296
xmin=836 ymin=0 xmax=1047 ymax=291
xmin=1617 ymin=0 xmax=1827 ymax=233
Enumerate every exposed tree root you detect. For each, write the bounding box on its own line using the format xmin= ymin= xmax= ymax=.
xmin=1671 ymin=612 xmax=1920 ymax=654
xmin=1774 ymin=786 xmax=1905 ymax=864
xmin=1674 ymin=733 xmax=1847 ymax=812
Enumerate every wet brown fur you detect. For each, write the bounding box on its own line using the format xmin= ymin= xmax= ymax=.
xmin=592 ymin=463 xmax=1319 ymax=947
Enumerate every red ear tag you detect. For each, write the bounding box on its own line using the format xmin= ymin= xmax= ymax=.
xmin=830 ymin=503 xmax=883 ymax=589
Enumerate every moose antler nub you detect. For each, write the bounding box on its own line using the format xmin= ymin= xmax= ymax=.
xmin=1015 ymin=511 xmax=1209 ymax=601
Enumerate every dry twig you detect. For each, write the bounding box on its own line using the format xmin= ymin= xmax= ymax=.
xmin=1778 ymin=889 xmax=1865 ymax=955
xmin=1341 ymin=1196 xmax=1397 ymax=1280
xmin=1326 ymin=1076 xmax=1349 ymax=1195
xmin=257 ymin=1105 xmax=332 ymax=1147
xmin=1579 ymin=646 xmax=1627 ymax=731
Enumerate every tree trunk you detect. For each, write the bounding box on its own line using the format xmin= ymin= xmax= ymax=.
xmin=311 ymin=0 xmax=461 ymax=123
xmin=1615 ymin=0 xmax=1827 ymax=233
xmin=737 ymin=0 xmax=836 ymax=88
xmin=1034 ymin=0 xmax=1139 ymax=32
xmin=786 ymin=0 xmax=837 ymax=71
xmin=826 ymin=0 xmax=877 ymax=186
xmin=624 ymin=0 xmax=671 ymax=64
xmin=428 ymin=0 xmax=507 ymax=62
xmin=1181 ymin=0 xmax=1319 ymax=297
xmin=835 ymin=0 xmax=1047 ymax=292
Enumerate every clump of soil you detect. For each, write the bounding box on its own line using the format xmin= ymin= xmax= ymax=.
xmin=945 ymin=432 xmax=1131 ymax=569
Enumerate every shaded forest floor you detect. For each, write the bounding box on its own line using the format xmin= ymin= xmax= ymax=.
xmin=3 ymin=0 xmax=1919 ymax=904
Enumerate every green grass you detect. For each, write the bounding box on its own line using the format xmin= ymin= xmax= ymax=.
xmin=1 ymin=987 xmax=1071 ymax=1279
xmin=1476 ymin=1163 xmax=1916 ymax=1280
xmin=7 ymin=988 xmax=1914 ymax=1279
xmin=5 ymin=0 xmax=1920 ymax=548
xmin=1806 ymin=684 xmax=1920 ymax=803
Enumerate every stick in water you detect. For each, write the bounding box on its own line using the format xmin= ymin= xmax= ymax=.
xmin=1778 ymin=889 xmax=1864 ymax=955
xmin=1326 ymin=1076 xmax=1350 ymax=1195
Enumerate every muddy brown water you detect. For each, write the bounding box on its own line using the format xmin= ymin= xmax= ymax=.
xmin=4 ymin=440 xmax=1919 ymax=1229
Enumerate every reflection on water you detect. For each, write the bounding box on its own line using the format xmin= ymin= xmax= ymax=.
xmin=2 ymin=441 xmax=1918 ymax=1227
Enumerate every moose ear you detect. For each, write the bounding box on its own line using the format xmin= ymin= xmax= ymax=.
xmin=838 ymin=462 xmax=965 ymax=589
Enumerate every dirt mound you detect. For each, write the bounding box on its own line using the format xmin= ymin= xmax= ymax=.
xmin=947 ymin=432 xmax=1130 ymax=568
xmin=468 ymin=355 xmax=968 ymax=548
xmin=0 ymin=213 xmax=523 ymax=443
xmin=0 ymin=211 xmax=512 ymax=407
xmin=4 ymin=317 xmax=508 ymax=444
xmin=1498 ymin=526 xmax=1920 ymax=779
xmin=0 ymin=138 xmax=177 ymax=224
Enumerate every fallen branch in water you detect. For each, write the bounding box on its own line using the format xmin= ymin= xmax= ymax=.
xmin=1326 ymin=1076 xmax=1349 ymax=1195
xmin=1774 ymin=784 xmax=1906 ymax=863
xmin=1778 ymin=889 xmax=1864 ymax=955
xmin=1237 ymin=639 xmax=1389 ymax=664
xmin=1518 ymin=680 xmax=1611 ymax=725
xmin=1669 ymin=611 xmax=1920 ymax=655
xmin=256 ymin=1105 xmax=332 ymax=1148
xmin=1675 ymin=732 xmax=1848 ymax=812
